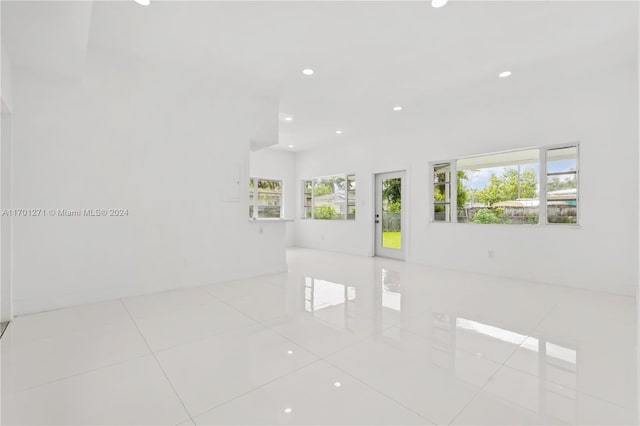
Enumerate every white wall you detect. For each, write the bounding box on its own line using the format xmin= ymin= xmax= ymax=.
xmin=1 ymin=41 xmax=13 ymax=111
xmin=250 ymin=148 xmax=296 ymax=247
xmin=294 ymin=62 xmax=639 ymax=296
xmin=10 ymin=52 xmax=287 ymax=315
xmin=0 ymin=110 xmax=12 ymax=322
xmin=637 ymin=5 xmax=640 ymax=418
xmin=1 ymin=39 xmax=14 ymax=322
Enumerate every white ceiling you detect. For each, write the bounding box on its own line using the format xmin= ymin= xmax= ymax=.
xmin=2 ymin=1 xmax=638 ymax=151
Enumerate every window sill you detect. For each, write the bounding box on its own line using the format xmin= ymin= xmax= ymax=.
xmin=248 ymin=218 xmax=294 ymax=223
xmin=430 ymin=221 xmax=581 ymax=229
xmin=299 ymin=219 xmax=357 ymax=222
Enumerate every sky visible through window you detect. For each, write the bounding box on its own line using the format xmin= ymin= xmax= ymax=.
xmin=463 ymin=159 xmax=575 ymax=192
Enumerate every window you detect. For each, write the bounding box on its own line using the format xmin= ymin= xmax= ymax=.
xmin=302 ymin=174 xmax=356 ymax=220
xmin=303 ymin=180 xmax=313 ymax=218
xmin=347 ymin=175 xmax=356 ymax=220
xmin=432 ymin=144 xmax=578 ymax=225
xmin=458 ymin=149 xmax=540 ymax=224
xmin=546 ymin=146 xmax=578 ymax=224
xmin=249 ymin=178 xmax=282 ymax=220
xmin=315 ymin=175 xmax=346 ymax=220
xmin=433 ymin=163 xmax=452 ymax=222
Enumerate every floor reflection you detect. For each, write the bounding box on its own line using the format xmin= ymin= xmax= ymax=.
xmin=381 ymin=268 xmax=402 ymax=312
xmin=456 ymin=318 xmax=528 ymax=346
xmin=304 ymin=277 xmax=356 ymax=313
xmin=303 ymin=277 xmax=359 ymax=331
xmin=292 ymin=254 xmax=636 ymax=424
xmin=426 ymin=313 xmax=630 ymax=424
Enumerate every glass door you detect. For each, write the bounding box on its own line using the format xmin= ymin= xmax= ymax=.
xmin=375 ymin=171 xmax=406 ymax=260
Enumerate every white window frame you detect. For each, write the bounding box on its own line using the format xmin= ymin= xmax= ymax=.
xmin=249 ymin=177 xmax=283 ymax=221
xmin=302 ymin=179 xmax=314 ymax=219
xmin=430 ymin=143 xmax=579 ymax=226
xmin=544 ymin=142 xmax=580 ymax=225
xmin=431 ymin=161 xmax=457 ymax=223
xmin=301 ymin=173 xmax=356 ymax=221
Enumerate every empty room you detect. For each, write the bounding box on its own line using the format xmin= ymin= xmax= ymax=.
xmin=0 ymin=0 xmax=638 ymax=424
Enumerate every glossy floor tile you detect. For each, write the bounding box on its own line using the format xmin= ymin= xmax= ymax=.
xmin=122 ymin=287 xmax=219 ymax=320
xmin=193 ymin=360 xmax=431 ymax=425
xmin=326 ymin=326 xmax=503 ymax=424
xmin=458 ymin=365 xmax=637 ymax=425
xmin=1 ymin=248 xmax=638 ymax=425
xmin=2 ymin=356 xmax=190 ymax=425
xmin=155 ymin=324 xmax=318 ymax=417
xmin=132 ymin=299 xmax=257 ymax=352
xmin=204 ymin=277 xmax=293 ymax=322
xmin=2 ymin=320 xmax=150 ymax=392
xmin=4 ymin=299 xmax=133 ymax=343
xmin=264 ymin=309 xmax=392 ymax=358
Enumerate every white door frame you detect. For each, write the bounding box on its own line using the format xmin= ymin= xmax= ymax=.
xmin=374 ymin=170 xmax=406 ymax=260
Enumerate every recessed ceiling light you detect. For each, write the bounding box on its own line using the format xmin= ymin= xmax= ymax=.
xmin=431 ymin=0 xmax=448 ymax=8
xmin=335 ymin=130 xmax=343 ymax=134
xmin=302 ymin=69 xmax=314 ymax=76
xmin=393 ymin=106 xmax=403 ymax=111
xmin=499 ymin=71 xmax=512 ymax=78
xmin=288 ymin=145 xmax=295 ymax=148
xmin=284 ymin=408 xmax=293 ymax=414
xmin=134 ymin=0 xmax=150 ymax=5
xmin=287 ymin=350 xmax=294 ymax=355
xmin=334 ymin=382 xmax=342 ymax=387
xmin=279 ymin=113 xmax=294 ymax=122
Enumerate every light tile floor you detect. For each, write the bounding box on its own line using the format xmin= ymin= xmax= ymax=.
xmin=1 ymin=248 xmax=637 ymax=425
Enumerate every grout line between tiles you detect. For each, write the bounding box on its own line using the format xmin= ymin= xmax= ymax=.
xmin=179 ymin=294 xmax=422 ymax=423
xmin=447 ymin=298 xmax=585 ymax=425
xmin=145 ymin=320 xmax=262 ymax=355
xmin=119 ymin=289 xmax=325 ymax=424
xmin=494 ymin=299 xmax=637 ymax=412
xmin=5 ymin=307 xmax=167 ymax=393
xmin=495 ymin=359 xmax=637 ymax=413
xmin=210 ymin=293 xmax=491 ymax=425
xmin=187 ymin=358 xmax=323 ymax=423
xmin=234 ymin=288 xmax=403 ymax=358
xmin=263 ymin=317 xmax=397 ymax=360
xmin=498 ymin=301 xmax=559 ymax=368
xmin=119 ymin=299 xmax=196 ymax=425
xmin=322 ymin=356 xmax=437 ymax=425
xmin=446 ymin=377 xmax=494 ymax=425
xmin=10 ymin=352 xmax=151 ymax=394
xmin=198 ymin=288 xmax=272 ymax=324
xmin=123 ymin=288 xmax=269 ymax=355
xmin=392 ymin=321 xmax=526 ymax=367
xmin=262 ymin=322 xmax=436 ymax=424
xmin=122 ymin=296 xmax=226 ymax=322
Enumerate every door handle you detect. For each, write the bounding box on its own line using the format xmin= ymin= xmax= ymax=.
xmin=375 ymin=220 xmax=380 ymax=223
